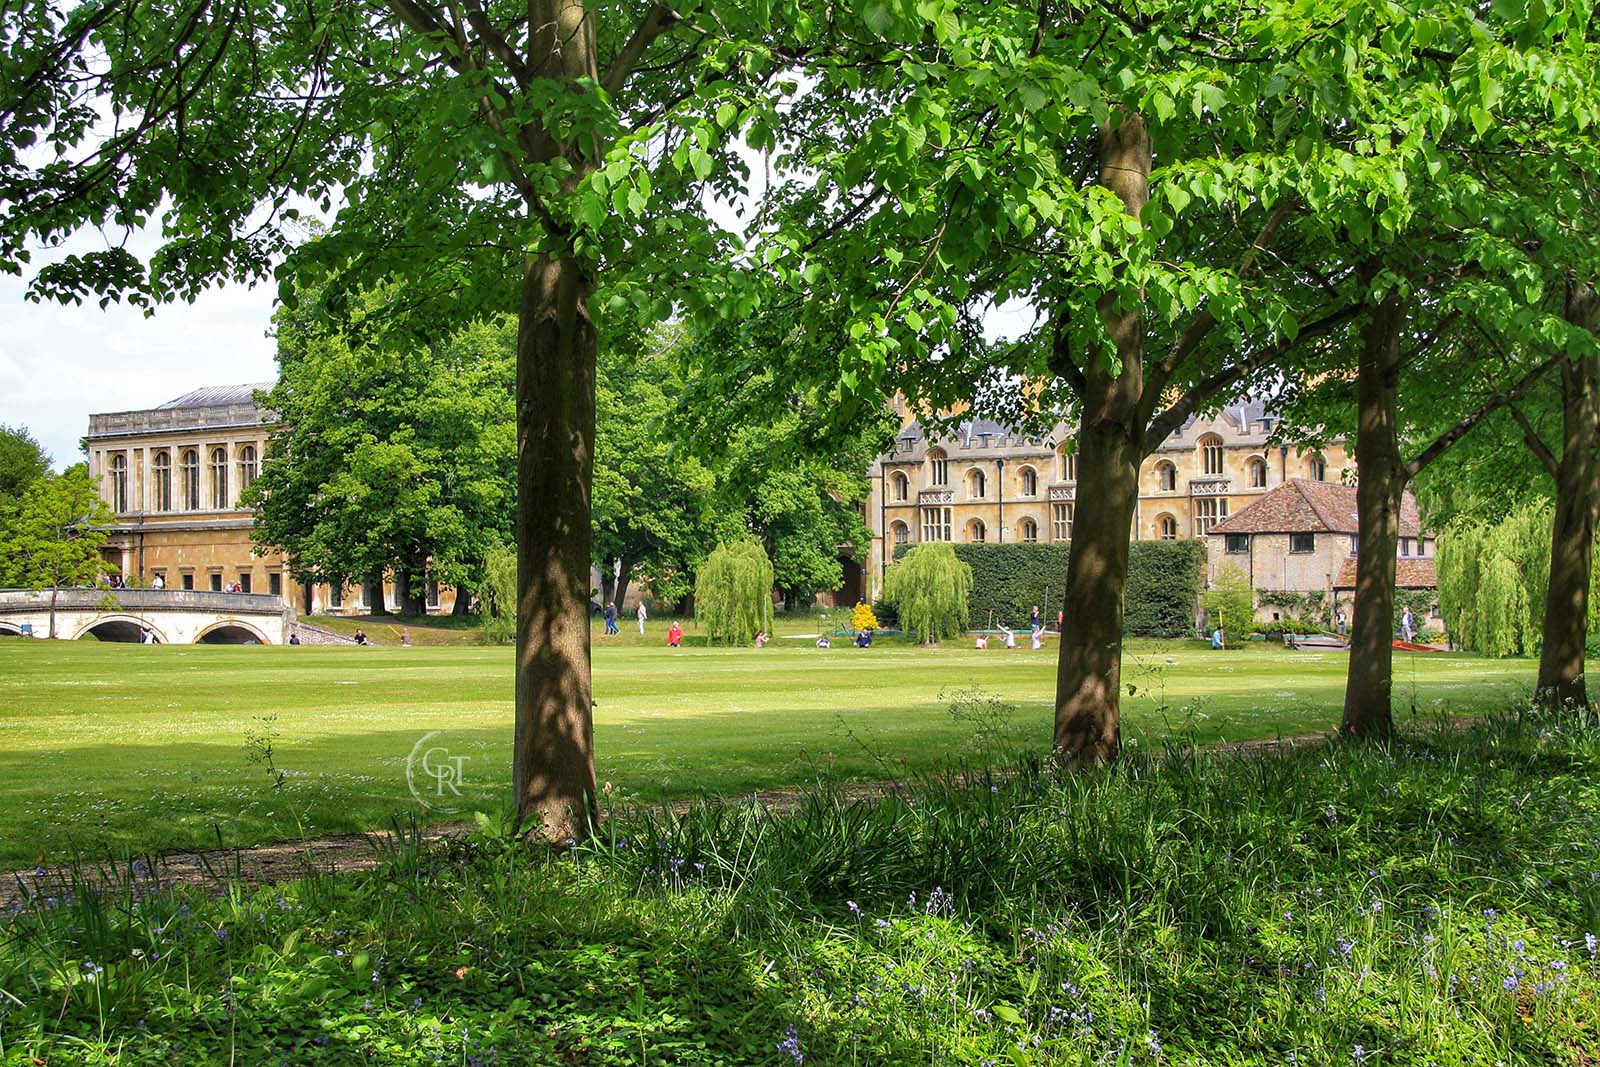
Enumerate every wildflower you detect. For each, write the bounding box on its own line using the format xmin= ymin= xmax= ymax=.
xmin=1502 ymin=975 xmax=1518 ymax=992
xmin=776 ymin=1024 xmax=803 ymax=1065
xmin=875 ymin=918 xmax=891 ymax=930
xmin=1352 ymin=1045 xmax=1368 ymax=1064
xmin=214 ymin=927 xmax=230 ymax=945
xmin=1585 ymin=933 xmax=1598 ymax=958
xmin=846 ymin=900 xmax=860 ymax=916
xmin=1146 ymin=1030 xmax=1163 ymax=1057
xmin=81 ymin=961 xmax=103 ymax=982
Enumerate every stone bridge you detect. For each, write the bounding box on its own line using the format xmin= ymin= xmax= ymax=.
xmin=0 ymin=588 xmax=292 ymax=644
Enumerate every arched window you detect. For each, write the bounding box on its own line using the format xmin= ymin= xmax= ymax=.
xmin=181 ymin=450 xmax=199 ymax=510
xmin=968 ymin=468 xmax=986 ymax=499
xmin=1307 ymin=454 xmax=1327 ymax=481
xmin=968 ymin=519 xmax=986 ymax=543
xmin=209 ymin=447 xmax=229 ymax=509
xmin=1248 ymin=457 xmax=1267 ymax=488
xmin=109 ymin=454 xmax=128 ymax=513
xmin=1156 ymin=461 xmax=1177 ymax=492
xmin=1059 ymin=447 xmax=1077 ymax=482
xmin=1020 ymin=466 xmax=1038 ymax=496
xmin=890 ymin=471 xmax=909 ymax=501
xmin=152 ymin=451 xmax=171 ymax=511
xmin=238 ymin=445 xmax=258 ymax=494
xmin=891 ymin=521 xmax=910 ymax=547
xmin=1158 ymin=514 xmax=1178 ymax=540
xmin=1199 ymin=434 xmax=1224 ymax=476
xmin=927 ymin=448 xmax=948 ymax=486
xmin=1019 ymin=517 xmax=1038 ymax=542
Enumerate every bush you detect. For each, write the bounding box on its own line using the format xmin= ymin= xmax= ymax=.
xmin=850 ymin=601 xmax=879 ymax=631
xmin=694 ymin=540 xmax=775 ymax=645
xmin=895 ymin=541 xmax=1204 ymax=636
xmin=475 ymin=541 xmax=517 ymax=645
xmin=1203 ymin=563 xmax=1253 ymax=635
xmin=883 ymin=543 xmax=972 ymax=644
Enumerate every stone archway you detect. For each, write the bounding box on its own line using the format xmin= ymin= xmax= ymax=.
xmin=195 ymin=621 xmax=269 ymax=645
xmin=74 ymin=615 xmax=166 ymax=643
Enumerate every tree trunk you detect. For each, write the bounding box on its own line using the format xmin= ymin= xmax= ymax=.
xmin=512 ymin=252 xmax=598 ymax=845
xmin=48 ymin=582 xmax=59 ymax=639
xmin=1052 ymin=112 xmax=1150 ymax=766
xmin=614 ymin=555 xmax=634 ymax=614
xmin=1536 ymin=282 xmax=1600 ymax=710
xmin=1342 ymin=276 xmax=1407 ymax=738
xmin=599 ymin=559 xmax=617 ymax=608
xmin=452 ymin=587 xmax=471 ymax=616
xmin=365 ymin=570 xmax=389 ymax=616
xmin=396 ymin=568 xmax=426 ymax=616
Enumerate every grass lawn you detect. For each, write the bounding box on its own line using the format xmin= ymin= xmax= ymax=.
xmin=0 ymin=636 xmax=1540 ymax=867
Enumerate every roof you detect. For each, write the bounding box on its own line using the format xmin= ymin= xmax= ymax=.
xmin=1334 ymin=557 xmax=1438 ymax=590
xmin=1209 ymin=479 xmax=1423 ymax=536
xmin=157 ymin=383 xmax=273 ymax=409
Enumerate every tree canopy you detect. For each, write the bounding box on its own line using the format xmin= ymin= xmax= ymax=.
xmin=0 ymin=425 xmax=51 ymax=501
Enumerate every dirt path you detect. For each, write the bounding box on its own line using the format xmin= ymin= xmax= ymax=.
xmin=1 ymin=726 xmax=1391 ymax=908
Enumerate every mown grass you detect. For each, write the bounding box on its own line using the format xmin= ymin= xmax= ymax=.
xmin=0 ymin=639 xmax=1541 ymax=867
xmin=2 ymin=712 xmax=1597 ymax=1064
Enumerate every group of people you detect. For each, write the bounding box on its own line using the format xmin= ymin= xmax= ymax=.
xmin=975 ymin=605 xmax=1053 ymax=651
xmin=601 ymin=600 xmax=647 ymax=636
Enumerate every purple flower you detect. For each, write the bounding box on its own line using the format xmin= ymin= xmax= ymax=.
xmin=1502 ymin=975 xmax=1519 ymax=992
xmin=847 ymin=900 xmax=860 ymax=916
xmin=777 ymin=1024 xmax=803 ymax=1065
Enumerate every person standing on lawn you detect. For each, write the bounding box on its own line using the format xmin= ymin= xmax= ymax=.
xmin=637 ymin=600 xmax=647 ymax=635
xmin=1401 ymin=607 xmax=1416 ymax=643
xmin=604 ymin=602 xmax=618 ymax=635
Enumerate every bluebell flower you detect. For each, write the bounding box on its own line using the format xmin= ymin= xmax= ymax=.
xmin=776 ymin=1024 xmax=803 ymax=1065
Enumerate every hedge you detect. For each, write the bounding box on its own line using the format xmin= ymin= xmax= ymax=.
xmin=892 ymin=540 xmax=1205 ymax=637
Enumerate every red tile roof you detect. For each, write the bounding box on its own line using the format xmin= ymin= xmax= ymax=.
xmin=1333 ymin=557 xmax=1438 ymax=590
xmin=1210 ymin=479 xmax=1422 ymax=536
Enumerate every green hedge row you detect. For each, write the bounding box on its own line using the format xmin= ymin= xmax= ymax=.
xmin=891 ymin=540 xmax=1205 ymax=637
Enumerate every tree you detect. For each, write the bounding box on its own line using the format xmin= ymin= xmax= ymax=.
xmin=0 ymin=466 xmax=114 ymax=637
xmin=4 ymin=0 xmax=819 ymax=842
xmin=476 ymin=540 xmax=518 ymax=646
xmin=0 ymin=425 xmax=51 ymax=500
xmin=1202 ymin=565 xmax=1253 ymax=638
xmin=883 ymin=544 xmax=971 ymax=645
xmin=1436 ymin=506 xmax=1551 ymax=659
xmin=247 ymin=293 xmax=517 ymax=616
xmin=694 ymin=540 xmax=774 ymax=646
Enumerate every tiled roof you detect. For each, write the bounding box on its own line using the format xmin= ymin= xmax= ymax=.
xmin=1334 ymin=557 xmax=1438 ymax=590
xmin=157 ymin=383 xmax=273 ymax=409
xmin=1210 ymin=479 xmax=1422 ymax=536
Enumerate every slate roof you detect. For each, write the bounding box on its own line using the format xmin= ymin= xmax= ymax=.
xmin=157 ymin=383 xmax=273 ymax=409
xmin=1334 ymin=557 xmax=1438 ymax=590
xmin=1209 ymin=479 xmax=1423 ymax=536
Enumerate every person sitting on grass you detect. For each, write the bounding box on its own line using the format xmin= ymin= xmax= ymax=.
xmin=353 ymin=628 xmax=369 ymax=646
xmin=1211 ymin=625 xmax=1225 ymax=650
xmin=975 ymin=634 xmax=988 ymax=649
xmin=1030 ymin=628 xmax=1044 ymax=650
xmin=754 ymin=630 xmax=768 ymax=649
xmin=667 ymin=621 xmax=683 ymax=648
xmin=816 ymin=635 xmax=830 ymax=649
xmin=855 ymin=627 xmax=873 ymax=648
xmin=1001 ymin=624 xmax=1017 ymax=649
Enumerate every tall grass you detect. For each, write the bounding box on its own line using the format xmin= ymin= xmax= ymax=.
xmin=2 ymin=710 xmax=1598 ymax=1064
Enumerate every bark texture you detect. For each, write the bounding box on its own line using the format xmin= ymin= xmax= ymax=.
xmin=365 ymin=570 xmax=389 ymax=615
xmin=1536 ymin=282 xmax=1600 ymax=709
xmin=511 ymin=252 xmax=598 ymax=844
xmin=1052 ymin=114 xmax=1150 ymax=766
xmin=1342 ymin=277 xmax=1407 ymax=738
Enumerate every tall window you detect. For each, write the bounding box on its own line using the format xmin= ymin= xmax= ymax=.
xmin=1052 ymin=502 xmax=1073 ymax=541
xmin=928 ymin=450 xmax=948 ymax=486
xmin=181 ymin=449 xmax=199 ymax=510
xmin=891 ymin=521 xmax=910 ymax=547
xmin=152 ymin=451 xmax=172 ymax=511
xmin=1308 ymin=454 xmax=1327 ymax=481
xmin=208 ymin=447 xmax=228 ymax=509
xmin=1156 ymin=461 xmax=1177 ymax=491
xmin=1020 ymin=467 xmax=1037 ymax=496
xmin=1194 ymin=497 xmax=1228 ymax=535
xmin=920 ymin=506 xmax=951 ymax=542
xmin=108 ymin=454 xmax=128 ymax=513
xmin=1159 ymin=515 xmax=1179 ymax=540
xmin=1018 ymin=517 xmax=1037 ymax=542
xmin=968 ymin=519 xmax=986 ymax=543
xmin=238 ymin=445 xmax=258 ymax=494
xmin=968 ymin=468 xmax=986 ymax=499
xmin=1199 ymin=435 xmax=1224 ymax=476
xmin=1059 ymin=449 xmax=1077 ymax=481
xmin=891 ymin=471 xmax=909 ymax=501
xmin=1248 ymin=457 xmax=1267 ymax=487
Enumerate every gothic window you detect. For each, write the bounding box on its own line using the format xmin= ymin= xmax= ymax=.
xmin=968 ymin=468 xmax=986 ymax=499
xmin=1156 ymin=461 xmax=1177 ymax=491
xmin=1199 ymin=434 xmax=1224 ymax=476
xmin=1052 ymin=502 xmax=1074 ymax=541
xmin=1158 ymin=514 xmax=1179 ymax=540
xmin=1020 ymin=467 xmax=1038 ymax=496
xmin=928 ymin=449 xmax=948 ymax=486
xmin=891 ymin=471 xmax=909 ymax=501
xmin=920 ymin=506 xmax=951 ymax=542
xmin=238 ymin=445 xmax=258 ymax=493
xmin=108 ymin=454 xmax=128 ymax=513
xmin=1307 ymin=454 xmax=1327 ymax=481
xmin=1248 ymin=457 xmax=1267 ymax=487
xmin=1059 ymin=448 xmax=1077 ymax=481
xmin=209 ymin=447 xmax=229 ymax=509
xmin=968 ymin=519 xmax=986 ymax=543
xmin=152 ymin=451 xmax=172 ymax=511
xmin=1019 ymin=517 xmax=1038 ymax=542
xmin=1193 ymin=497 xmax=1228 ymax=536
xmin=891 ymin=521 xmax=910 ymax=547
xmin=181 ymin=449 xmax=199 ymax=510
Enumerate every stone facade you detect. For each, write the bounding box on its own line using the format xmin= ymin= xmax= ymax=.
xmin=85 ymin=385 xmax=457 ymax=615
xmin=863 ymin=401 xmax=1350 ymax=600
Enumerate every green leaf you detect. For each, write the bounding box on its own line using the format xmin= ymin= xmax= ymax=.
xmin=715 ymin=102 xmax=738 ymax=130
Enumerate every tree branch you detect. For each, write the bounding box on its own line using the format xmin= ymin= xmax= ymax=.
xmin=603 ymin=3 xmax=680 ymax=95
xmin=1506 ymin=401 xmax=1561 ymax=479
xmin=1405 ymin=353 xmax=1558 ymax=479
xmin=1047 ymin=308 xmax=1089 ymax=396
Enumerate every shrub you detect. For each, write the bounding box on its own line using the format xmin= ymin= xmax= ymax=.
xmin=694 ymin=540 xmax=775 ymax=645
xmin=475 ymin=541 xmax=517 ymax=645
xmin=1203 ymin=563 xmax=1253 ymax=635
xmin=1437 ymin=504 xmax=1550 ymax=656
xmin=891 ymin=540 xmax=1204 ymax=637
xmin=850 ymin=601 xmax=879 ymax=631
xmin=883 ymin=543 xmax=972 ymax=644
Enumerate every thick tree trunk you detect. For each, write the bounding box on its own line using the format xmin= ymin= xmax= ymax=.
xmin=452 ymin=587 xmax=471 ymax=616
xmin=365 ymin=570 xmax=389 ymax=616
xmin=1536 ymin=282 xmax=1600 ymax=709
xmin=396 ymin=568 xmax=425 ymax=616
xmin=1052 ymin=113 xmax=1150 ymax=766
xmin=599 ymin=560 xmax=617 ymax=608
xmin=614 ymin=555 xmax=634 ymax=613
xmin=512 ymin=252 xmax=598 ymax=844
xmin=1342 ymin=279 xmax=1407 ymax=738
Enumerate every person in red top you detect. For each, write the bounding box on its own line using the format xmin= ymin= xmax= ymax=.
xmin=666 ymin=621 xmax=683 ymax=648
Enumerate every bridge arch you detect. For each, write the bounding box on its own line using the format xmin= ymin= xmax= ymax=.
xmin=195 ymin=620 xmax=270 ymax=645
xmin=73 ymin=615 xmax=168 ymax=643
xmin=0 ymin=621 xmax=23 ymax=637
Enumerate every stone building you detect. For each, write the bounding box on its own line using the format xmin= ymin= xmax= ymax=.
xmin=862 ymin=400 xmax=1350 ymax=599
xmin=85 ymin=385 xmax=454 ymax=614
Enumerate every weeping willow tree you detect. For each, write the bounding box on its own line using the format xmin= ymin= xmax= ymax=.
xmin=476 ymin=541 xmax=518 ymax=646
xmin=695 ymin=540 xmax=775 ymax=646
xmin=883 ymin=544 xmax=973 ymax=645
xmin=1437 ymin=503 xmax=1559 ymax=657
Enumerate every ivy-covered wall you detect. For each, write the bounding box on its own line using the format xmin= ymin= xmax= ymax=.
xmin=891 ymin=540 xmax=1206 ymax=637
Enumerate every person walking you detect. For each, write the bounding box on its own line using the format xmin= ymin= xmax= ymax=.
xmin=604 ymin=601 xmax=618 ymax=635
xmin=1336 ymin=609 xmax=1348 ymax=638
xmin=1401 ymin=607 xmax=1416 ymax=643
xmin=636 ymin=600 xmax=647 ymax=635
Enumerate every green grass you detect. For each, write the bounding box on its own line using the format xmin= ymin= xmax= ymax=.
xmin=0 ymin=638 xmax=1539 ymax=867
xmin=3 ymin=714 xmax=1598 ymax=1064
